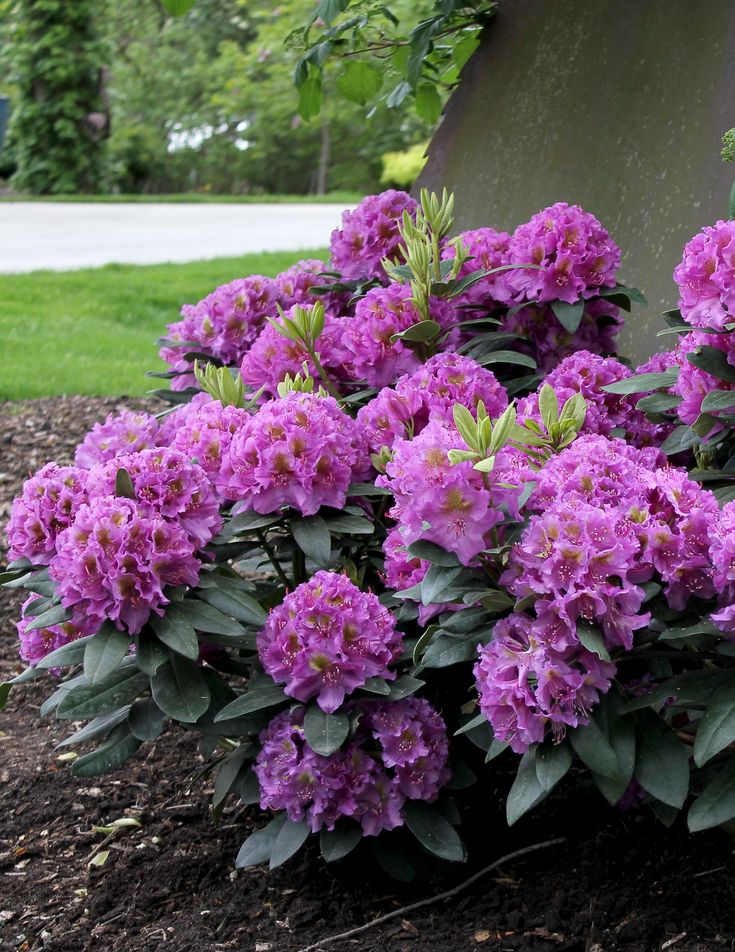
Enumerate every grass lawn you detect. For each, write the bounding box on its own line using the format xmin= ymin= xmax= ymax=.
xmin=1 ymin=249 xmax=326 ymax=401
xmin=0 ymin=192 xmax=362 ymax=204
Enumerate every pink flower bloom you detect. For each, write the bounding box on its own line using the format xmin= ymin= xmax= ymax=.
xmin=218 ymin=391 xmax=367 ymax=515
xmin=329 ymin=190 xmax=418 ymax=282
xmin=257 ymin=571 xmax=402 ymax=712
xmin=6 ymin=463 xmax=89 ymax=565
xmin=441 ymin=227 xmax=514 ymax=307
xmin=674 ymin=220 xmax=735 ymax=330
xmin=50 ymin=496 xmax=201 ymax=636
xmin=16 ymin=595 xmax=97 ymax=668
xmin=74 ymin=410 xmax=161 ymax=468
xmin=167 ymin=397 xmax=250 ymax=485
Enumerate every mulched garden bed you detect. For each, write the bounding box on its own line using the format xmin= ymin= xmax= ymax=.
xmin=1 ymin=396 xmax=734 ymax=952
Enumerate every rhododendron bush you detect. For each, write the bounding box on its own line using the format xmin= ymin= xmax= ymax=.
xmin=4 ymin=190 xmax=735 ymax=878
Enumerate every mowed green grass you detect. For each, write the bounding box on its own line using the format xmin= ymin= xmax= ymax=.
xmin=1 ymin=250 xmax=327 ymax=401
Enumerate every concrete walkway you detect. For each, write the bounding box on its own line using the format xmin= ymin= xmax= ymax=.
xmin=0 ymin=202 xmax=352 ymax=272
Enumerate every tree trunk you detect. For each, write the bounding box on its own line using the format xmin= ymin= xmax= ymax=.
xmin=316 ymin=121 xmax=330 ymax=196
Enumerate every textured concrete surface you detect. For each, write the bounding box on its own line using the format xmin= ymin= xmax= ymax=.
xmin=0 ymin=202 xmax=350 ymax=272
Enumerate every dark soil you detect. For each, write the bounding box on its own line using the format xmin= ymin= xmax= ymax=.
xmin=1 ymin=397 xmax=735 ymax=952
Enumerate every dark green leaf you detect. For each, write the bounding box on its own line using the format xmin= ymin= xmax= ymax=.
xmin=320 ymin=823 xmax=362 ymax=862
xmin=602 ymin=370 xmax=679 ymax=395
xmin=213 ymin=745 xmax=252 ymax=821
xmin=0 ymin=682 xmax=11 ymax=711
xmin=25 ymin=604 xmax=70 ymax=632
xmin=84 ymin=624 xmax=130 ymax=685
xmin=57 ymin=708 xmax=130 ymax=748
xmin=550 ymin=299 xmax=584 ymax=333
xmin=347 ymin=482 xmax=391 ymax=497
xmin=476 ymin=350 xmax=537 ymax=369
xmin=304 ymin=705 xmax=349 ymax=756
xmin=236 ymin=814 xmax=288 ymax=868
xmin=215 ymin=682 xmax=286 ymax=720
xmin=291 ymin=515 xmax=332 ymax=567
xmin=420 ymin=633 xmax=482 ymax=669
xmin=701 ymin=390 xmax=735 ymax=413
xmin=393 ymin=320 xmax=441 ymax=343
xmin=170 ymin=599 xmax=244 ymax=636
xmin=372 ymin=838 xmax=415 ymax=881
xmin=150 ymin=611 xmax=199 ymax=660
xmin=57 ymin=667 xmax=148 ymax=720
xmin=590 ymin=692 xmax=636 ymax=804
xmin=115 ymin=467 xmax=136 ymax=499
xmin=128 ymin=697 xmax=166 ymax=742
xmin=569 ymin=717 xmax=619 ymax=779
xmin=151 ymin=656 xmax=211 ymax=723
xmin=35 ymin=634 xmax=94 ymax=670
xmin=270 ymin=818 xmax=310 ymax=869
xmin=359 ymin=677 xmax=392 ymax=696
xmin=535 ymin=742 xmax=573 ymax=793
xmin=324 ymin=512 xmax=375 ymax=535
xmin=386 ymin=675 xmax=424 ymax=700
xmin=576 ymin=622 xmax=611 ymax=662
xmin=636 ymin=392 xmax=682 ymax=413
xmin=136 ymin=628 xmax=169 ymax=675
xmin=506 ymin=748 xmax=546 ymax=825
xmin=694 ymin=681 xmax=735 ymax=767
xmin=634 ymin=712 xmax=690 ymax=808
xmin=660 ymin=619 xmax=721 ymax=641
xmin=688 ymin=758 xmax=735 ymax=832
xmin=71 ymin=724 xmax=142 ymax=777
xmin=406 ymin=540 xmax=460 ymax=567
xmin=661 ymin=424 xmax=699 ymax=456
xmin=687 ymin=345 xmax=735 ymax=383
xmin=403 ymin=801 xmax=465 ymax=861
xmin=420 ymin=565 xmax=463 ymax=606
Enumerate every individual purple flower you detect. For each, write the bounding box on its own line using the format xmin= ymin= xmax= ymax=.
xmin=377 ymin=419 xmax=520 ymax=565
xmin=74 ymin=410 xmax=162 ymax=469
xmin=502 ymin=499 xmax=649 ymax=651
xmin=329 ymin=190 xmax=418 ymax=281
xmin=357 ymin=352 xmax=508 ymax=455
xmin=253 ymin=698 xmax=450 ymax=835
xmin=86 ymin=447 xmax=222 ymax=549
xmin=337 ymin=283 xmax=459 ymax=388
xmin=167 ymin=397 xmax=250 ymax=485
xmin=257 ymin=571 xmax=402 ymax=712
xmin=441 ymin=227 xmax=514 ymax=308
xmin=49 ymin=496 xmax=201 ymax=636
xmin=218 ymin=391 xmax=367 ymax=515
xmin=6 ymin=463 xmax=89 ymax=565
xmin=506 ymin=202 xmax=621 ymax=304
xmin=239 ymin=307 xmax=348 ymax=398
xmin=474 ymin=613 xmax=615 ymax=753
xmin=502 ymin=299 xmax=623 ymax=374
xmin=16 ymin=595 xmax=97 ymax=668
xmin=674 ymin=220 xmax=735 ymax=331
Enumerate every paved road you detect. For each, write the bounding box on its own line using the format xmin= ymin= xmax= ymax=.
xmin=0 ymin=202 xmax=352 ymax=272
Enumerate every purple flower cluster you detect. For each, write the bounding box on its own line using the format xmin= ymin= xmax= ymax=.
xmin=257 ymin=571 xmax=401 ymax=712
xmin=218 ymin=391 xmax=366 ymax=515
xmin=7 ymin=463 xmax=89 ymax=565
xmin=166 ymin=396 xmax=250 ymax=484
xmin=506 ymin=202 xmax=621 ymax=304
xmin=441 ymin=227 xmax=514 ymax=307
xmin=85 ymin=447 xmax=222 ymax=548
xmin=253 ymin=698 xmax=450 ymax=834
xmin=276 ymin=258 xmax=327 ymax=307
xmin=16 ymin=595 xmax=96 ymax=668
xmin=329 ymin=190 xmax=418 ymax=282
xmin=673 ymin=331 xmax=735 ymax=429
xmin=475 ymin=613 xmax=615 ymax=752
xmin=357 ymin=353 xmax=508 ymax=455
xmin=239 ymin=307 xmax=347 ymax=397
xmin=49 ymin=496 xmax=200 ymax=636
xmin=74 ymin=410 xmax=162 ymax=468
xmin=160 ymin=276 xmax=278 ymax=387
xmin=338 ymin=283 xmax=457 ymax=388
xmin=710 ymin=501 xmax=735 ymax=633
xmin=674 ymin=220 xmax=735 ymax=331
xmin=377 ymin=420 xmax=520 ymax=565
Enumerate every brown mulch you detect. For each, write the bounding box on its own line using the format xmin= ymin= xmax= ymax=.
xmin=1 ymin=396 xmax=735 ymax=952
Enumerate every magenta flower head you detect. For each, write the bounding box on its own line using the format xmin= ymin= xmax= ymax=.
xmin=16 ymin=594 xmax=97 ymax=668
xmin=441 ymin=227 xmax=514 ymax=307
xmin=49 ymin=496 xmax=201 ymax=636
xmin=74 ymin=410 xmax=162 ymax=469
xmin=338 ymin=283 xmax=458 ymax=388
xmin=6 ymin=462 xmax=89 ymax=565
xmin=378 ymin=419 xmax=518 ymax=565
xmin=166 ymin=396 xmax=250 ymax=485
xmin=257 ymin=571 xmax=402 ymax=712
xmin=86 ymin=447 xmax=222 ymax=549
xmin=276 ymin=258 xmax=328 ymax=308
xmin=329 ymin=190 xmax=418 ymax=281
xmin=218 ymin=390 xmax=367 ymax=515
xmin=674 ymin=220 xmax=735 ymax=330
xmin=357 ymin=352 xmax=508 ymax=455
xmin=239 ymin=307 xmax=347 ymax=398
xmin=710 ymin=501 xmax=735 ymax=633
xmin=474 ymin=613 xmax=615 ymax=753
xmin=253 ymin=697 xmax=449 ymax=834
xmin=506 ymin=202 xmax=621 ymax=304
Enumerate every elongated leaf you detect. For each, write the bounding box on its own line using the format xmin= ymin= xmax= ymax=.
xmin=304 ymin=705 xmax=349 ymax=756
xmin=0 ymin=682 xmax=11 ymax=711
xmin=636 ymin=392 xmax=682 ymax=413
xmin=694 ymin=681 xmax=735 ymax=766
xmin=35 ymin=634 xmax=94 ymax=670
xmin=688 ymin=758 xmax=735 ymax=832
xmin=403 ymin=801 xmax=465 ymax=861
xmin=634 ymin=712 xmax=690 ymax=808
xmin=214 ymin=682 xmax=286 ymax=720
xmin=476 ymin=349 xmax=536 ymax=369
xmin=172 ymin=599 xmax=244 ymax=636
xmin=323 ymin=512 xmax=375 ymax=535
xmin=197 ymin=582 xmax=265 ymax=627
xmin=57 ymin=667 xmax=148 ymax=720
xmin=71 ymin=724 xmax=142 ymax=777
xmin=270 ymin=818 xmax=310 ymax=869
xmin=25 ymin=604 xmax=70 ymax=632
xmin=236 ymin=814 xmax=288 ymax=868
xmin=393 ymin=320 xmax=441 ymax=343
xmin=406 ymin=540 xmax=460 ymax=567
xmin=576 ymin=622 xmax=611 ymax=662
xmin=135 ymin=628 xmax=169 ymax=675
xmin=420 ymin=565 xmax=463 ymax=606
xmin=660 ymin=619 xmax=721 ymax=642
xmin=590 ymin=692 xmax=636 ymax=804
xmin=661 ymin=424 xmax=699 ymax=456
xmin=420 ymin=633 xmax=482 ymax=669
xmin=162 ymin=0 xmax=196 ymax=14
xmin=506 ymin=748 xmax=546 ymax=825
xmin=291 ymin=515 xmax=332 ymax=568
xmin=151 ymin=656 xmax=211 ymax=723
xmin=128 ymin=697 xmax=167 ymax=742
xmin=551 ymin=299 xmax=584 ymax=333
xmin=150 ymin=611 xmax=199 ymax=660
xmin=386 ymin=675 xmax=424 ymax=700
xmin=56 ymin=708 xmax=130 ymax=748
xmin=687 ymin=345 xmax=735 ymax=383
xmin=602 ymin=370 xmax=679 ymax=394
xmin=84 ymin=624 xmax=130 ymax=685
xmin=535 ymin=742 xmax=573 ymax=793
xmin=569 ymin=717 xmax=618 ymax=779
xmin=701 ymin=389 xmax=735 ymax=413
xmin=213 ymin=745 xmax=252 ymax=820
xmin=320 ymin=823 xmax=362 ymax=862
